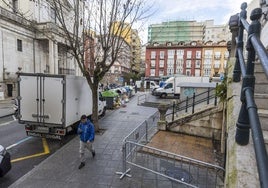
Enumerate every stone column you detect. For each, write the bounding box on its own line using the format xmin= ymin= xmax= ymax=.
xmin=54 ymin=42 xmax=58 ymax=74
xmin=157 ymin=103 xmax=169 ymax=130
xmin=48 ymin=40 xmax=59 ymax=74
xmin=49 ymin=40 xmax=54 ymax=74
xmin=0 ymin=30 xmax=4 ymax=82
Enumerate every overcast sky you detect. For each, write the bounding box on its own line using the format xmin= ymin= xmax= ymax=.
xmin=138 ymin=0 xmax=254 ymax=44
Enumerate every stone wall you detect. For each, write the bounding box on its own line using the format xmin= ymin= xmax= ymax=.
xmin=224 ymin=57 xmax=259 ymax=188
xmin=168 ymin=106 xmax=223 ymax=140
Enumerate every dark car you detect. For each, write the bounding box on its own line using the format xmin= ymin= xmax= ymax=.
xmin=0 ymin=145 xmax=11 ymax=177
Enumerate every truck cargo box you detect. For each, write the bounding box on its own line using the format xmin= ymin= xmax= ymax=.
xmin=17 ymin=73 xmax=102 ymax=139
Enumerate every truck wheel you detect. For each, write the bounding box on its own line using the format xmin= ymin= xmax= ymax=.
xmin=160 ymin=93 xmax=167 ymax=98
xmin=68 ymin=122 xmax=79 ymax=135
xmin=100 ymin=107 xmax=106 ymax=118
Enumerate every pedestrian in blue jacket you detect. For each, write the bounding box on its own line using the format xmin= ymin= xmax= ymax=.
xmin=77 ymin=114 xmax=95 ymax=169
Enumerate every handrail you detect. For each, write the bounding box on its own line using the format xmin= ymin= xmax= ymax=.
xmin=177 ymin=87 xmax=215 ymax=105
xmin=165 ymin=87 xmax=217 ymax=120
xmin=251 ymin=35 xmax=268 ymax=77
xmin=229 ymin=3 xmax=268 ymax=188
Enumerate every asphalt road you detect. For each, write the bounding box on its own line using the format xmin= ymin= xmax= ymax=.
xmin=0 ymin=116 xmax=76 ymax=188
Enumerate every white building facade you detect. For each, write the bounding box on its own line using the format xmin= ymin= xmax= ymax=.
xmin=203 ymin=20 xmax=231 ymax=43
xmin=0 ymin=0 xmax=81 ymax=98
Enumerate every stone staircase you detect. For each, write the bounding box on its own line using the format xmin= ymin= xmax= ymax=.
xmin=165 ymin=104 xmax=223 ymax=139
xmin=254 ymin=62 xmax=268 ymax=150
xmin=166 ymin=104 xmax=220 ymax=127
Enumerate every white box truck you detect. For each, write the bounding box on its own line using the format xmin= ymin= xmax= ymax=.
xmin=17 ymin=73 xmax=106 ymax=139
xmin=154 ymin=76 xmax=210 ymax=98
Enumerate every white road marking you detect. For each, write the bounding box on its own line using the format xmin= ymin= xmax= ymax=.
xmin=6 ymin=137 xmax=32 ymax=150
xmin=0 ymin=119 xmax=16 ymax=127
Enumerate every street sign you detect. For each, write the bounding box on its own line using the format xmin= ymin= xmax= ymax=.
xmin=118 ymin=77 xmax=124 ymax=83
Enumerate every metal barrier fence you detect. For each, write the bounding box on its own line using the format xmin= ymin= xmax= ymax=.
xmin=137 ymin=93 xmax=147 ymax=105
xmin=116 ymin=112 xmax=159 ymax=179
xmin=116 ymin=112 xmax=225 ymax=188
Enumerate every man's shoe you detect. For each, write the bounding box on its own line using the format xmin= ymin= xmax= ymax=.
xmin=78 ymin=162 xmax=85 ymax=169
xmin=92 ymin=151 xmax=95 ymax=158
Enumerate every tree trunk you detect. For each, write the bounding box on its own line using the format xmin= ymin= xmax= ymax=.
xmin=91 ymin=83 xmax=100 ymax=132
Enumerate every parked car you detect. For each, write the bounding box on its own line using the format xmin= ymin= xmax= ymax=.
xmin=0 ymin=145 xmax=11 ymax=177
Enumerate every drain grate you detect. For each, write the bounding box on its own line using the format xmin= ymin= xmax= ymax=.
xmin=130 ymin=112 xmax=139 ymax=115
xmin=119 ymin=111 xmax=127 ymax=113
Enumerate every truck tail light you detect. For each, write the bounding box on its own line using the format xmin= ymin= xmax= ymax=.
xmin=56 ymin=129 xmax=65 ymax=135
xmin=25 ymin=125 xmax=33 ymax=131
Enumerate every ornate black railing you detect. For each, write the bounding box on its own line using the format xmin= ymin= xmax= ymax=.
xmin=165 ymin=87 xmax=218 ymax=121
xmin=229 ymin=2 xmax=268 ymax=188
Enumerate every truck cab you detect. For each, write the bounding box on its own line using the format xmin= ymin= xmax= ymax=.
xmin=154 ymin=82 xmax=177 ymax=98
xmin=154 ymin=77 xmax=178 ymax=98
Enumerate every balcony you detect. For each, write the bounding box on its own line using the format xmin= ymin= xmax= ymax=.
xmin=0 ymin=6 xmax=31 ymax=26
xmin=214 ymin=55 xmax=221 ymax=60
xmin=58 ymin=68 xmax=75 ymax=75
xmin=36 ymin=22 xmax=59 ymax=32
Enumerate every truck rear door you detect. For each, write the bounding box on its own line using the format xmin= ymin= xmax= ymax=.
xmin=19 ymin=74 xmax=38 ymax=122
xmin=19 ymin=74 xmax=64 ymax=125
xmin=41 ymin=76 xmax=63 ymax=124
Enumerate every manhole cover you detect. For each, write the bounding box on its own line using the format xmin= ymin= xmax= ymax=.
xmin=165 ymin=167 xmax=193 ymax=183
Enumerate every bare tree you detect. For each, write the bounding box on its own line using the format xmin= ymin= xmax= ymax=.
xmin=48 ymin=0 xmax=152 ymax=131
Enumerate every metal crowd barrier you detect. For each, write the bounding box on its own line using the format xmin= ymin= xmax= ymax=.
xmin=116 ymin=112 xmax=225 ymax=187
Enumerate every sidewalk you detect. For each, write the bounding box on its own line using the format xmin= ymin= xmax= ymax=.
xmin=0 ymin=98 xmax=15 ymax=118
xmin=9 ymin=93 xmax=163 ymax=188
xmin=9 ymin=92 xmax=221 ymax=188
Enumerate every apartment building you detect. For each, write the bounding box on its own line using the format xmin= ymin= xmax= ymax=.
xmin=145 ymin=41 xmax=228 ymax=79
xmin=145 ymin=19 xmax=230 ymax=80
xmin=130 ymin=29 xmax=142 ymax=73
xmin=202 ymin=41 xmax=228 ymax=77
xmin=148 ymin=20 xmax=204 ymax=44
xmin=203 ymin=20 xmax=231 ymax=42
xmin=111 ymin=22 xmax=142 ymax=74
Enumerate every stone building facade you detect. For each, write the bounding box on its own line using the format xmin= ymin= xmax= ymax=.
xmin=0 ymin=0 xmax=81 ymax=98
